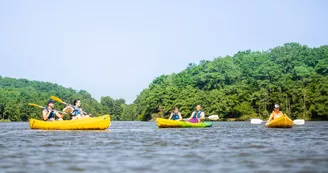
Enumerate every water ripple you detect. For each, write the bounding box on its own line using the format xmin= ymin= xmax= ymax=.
xmin=0 ymin=121 xmax=327 ymax=173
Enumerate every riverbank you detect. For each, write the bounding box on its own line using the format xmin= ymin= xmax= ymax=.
xmin=0 ymin=119 xmax=11 ymax=122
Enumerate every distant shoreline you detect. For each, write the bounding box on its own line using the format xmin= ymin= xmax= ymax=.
xmin=0 ymin=119 xmax=11 ymax=122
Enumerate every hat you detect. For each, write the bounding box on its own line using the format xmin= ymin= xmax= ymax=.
xmin=48 ymin=100 xmax=55 ymax=105
xmin=274 ymin=104 xmax=280 ymax=109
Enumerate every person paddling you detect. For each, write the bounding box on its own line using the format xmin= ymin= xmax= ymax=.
xmin=168 ymin=107 xmax=182 ymax=120
xmin=187 ymin=105 xmax=205 ymax=123
xmin=267 ymin=104 xmax=284 ymax=122
xmin=63 ymin=99 xmax=91 ymax=120
xmin=42 ymin=100 xmax=65 ymax=121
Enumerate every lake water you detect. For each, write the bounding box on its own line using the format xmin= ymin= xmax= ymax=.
xmin=0 ymin=121 xmax=327 ymax=173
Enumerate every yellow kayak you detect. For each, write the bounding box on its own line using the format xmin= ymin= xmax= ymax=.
xmin=29 ymin=115 xmax=111 ymax=130
xmin=265 ymin=115 xmax=293 ymax=128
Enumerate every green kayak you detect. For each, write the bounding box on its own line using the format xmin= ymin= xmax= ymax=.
xmin=156 ymin=118 xmax=213 ymax=128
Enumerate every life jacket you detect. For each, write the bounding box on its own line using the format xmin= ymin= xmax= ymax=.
xmin=172 ymin=112 xmax=180 ymax=120
xmin=272 ymin=111 xmax=283 ymax=120
xmin=44 ymin=108 xmax=55 ymax=121
xmin=72 ymin=106 xmax=82 ymax=116
xmin=193 ymin=111 xmax=203 ymax=118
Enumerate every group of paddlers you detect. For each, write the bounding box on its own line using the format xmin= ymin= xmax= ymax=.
xmin=168 ymin=104 xmax=205 ymax=123
xmin=168 ymin=104 xmax=284 ymax=123
xmin=42 ymin=99 xmax=91 ymax=121
xmin=43 ymin=98 xmax=283 ymax=123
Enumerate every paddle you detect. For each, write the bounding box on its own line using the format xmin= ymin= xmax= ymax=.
xmin=182 ymin=115 xmax=219 ymax=121
xmin=250 ymin=118 xmax=305 ymax=125
xmin=50 ymin=96 xmax=89 ymax=115
xmin=250 ymin=119 xmax=265 ymax=124
xmin=50 ymin=96 xmax=69 ymax=105
xmin=28 ymin=103 xmax=66 ymax=114
xmin=293 ymin=119 xmax=305 ymax=125
xmin=208 ymin=115 xmax=219 ymax=121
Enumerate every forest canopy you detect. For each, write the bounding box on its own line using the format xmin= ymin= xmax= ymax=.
xmin=133 ymin=43 xmax=328 ymax=121
xmin=1 ymin=43 xmax=328 ymax=121
xmin=0 ymin=77 xmax=135 ymax=121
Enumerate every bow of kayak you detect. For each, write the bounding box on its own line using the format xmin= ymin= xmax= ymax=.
xmin=156 ymin=118 xmax=212 ymax=128
xmin=29 ymin=114 xmax=111 ymax=130
xmin=265 ymin=115 xmax=293 ymax=128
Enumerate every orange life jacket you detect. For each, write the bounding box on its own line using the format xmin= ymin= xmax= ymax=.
xmin=271 ymin=111 xmax=283 ymax=120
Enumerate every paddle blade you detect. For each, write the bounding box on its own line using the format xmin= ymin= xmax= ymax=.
xmin=251 ymin=119 xmax=263 ymax=124
xmin=51 ymin=96 xmax=67 ymax=105
xmin=208 ymin=115 xmax=219 ymax=121
xmin=293 ymin=119 xmax=305 ymax=125
xmin=28 ymin=103 xmax=38 ymax=107
xmin=28 ymin=103 xmax=44 ymax=109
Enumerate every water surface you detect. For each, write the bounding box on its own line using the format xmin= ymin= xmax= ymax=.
xmin=0 ymin=121 xmax=327 ymax=173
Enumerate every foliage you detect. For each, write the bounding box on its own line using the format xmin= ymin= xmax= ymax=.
xmin=0 ymin=77 xmax=127 ymax=121
xmin=1 ymin=43 xmax=328 ymax=121
xmin=133 ymin=43 xmax=328 ymax=121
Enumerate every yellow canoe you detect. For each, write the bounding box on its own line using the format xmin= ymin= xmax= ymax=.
xmin=29 ymin=114 xmax=111 ymax=130
xmin=265 ymin=115 xmax=293 ymax=128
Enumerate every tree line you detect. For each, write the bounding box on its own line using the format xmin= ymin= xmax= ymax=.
xmin=133 ymin=43 xmax=328 ymax=121
xmin=1 ymin=43 xmax=327 ymax=121
xmin=0 ymin=77 xmax=137 ymax=121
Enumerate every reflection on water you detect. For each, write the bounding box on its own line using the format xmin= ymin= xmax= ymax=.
xmin=34 ymin=129 xmax=111 ymax=133
xmin=0 ymin=121 xmax=327 ymax=173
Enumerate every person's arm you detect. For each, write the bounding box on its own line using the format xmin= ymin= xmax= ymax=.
xmin=267 ymin=113 xmax=273 ymax=122
xmin=178 ymin=113 xmax=183 ymax=120
xmin=80 ymin=108 xmax=86 ymax=115
xmin=200 ymin=112 xmax=205 ymax=121
xmin=168 ymin=113 xmax=173 ymax=120
xmin=55 ymin=111 xmax=65 ymax=119
xmin=42 ymin=109 xmax=51 ymax=121
xmin=188 ymin=112 xmax=194 ymax=120
xmin=63 ymin=106 xmax=73 ymax=114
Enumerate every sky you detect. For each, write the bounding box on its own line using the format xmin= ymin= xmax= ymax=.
xmin=0 ymin=0 xmax=327 ymax=103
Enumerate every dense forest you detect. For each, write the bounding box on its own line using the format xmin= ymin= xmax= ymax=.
xmin=133 ymin=43 xmax=328 ymax=121
xmin=1 ymin=43 xmax=328 ymax=121
xmin=0 ymin=77 xmax=137 ymax=121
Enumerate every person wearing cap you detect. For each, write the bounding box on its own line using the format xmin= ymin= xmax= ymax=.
xmin=42 ymin=100 xmax=65 ymax=121
xmin=267 ymin=104 xmax=284 ymax=122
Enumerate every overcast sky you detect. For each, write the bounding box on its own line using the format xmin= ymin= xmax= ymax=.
xmin=0 ymin=0 xmax=327 ymax=103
